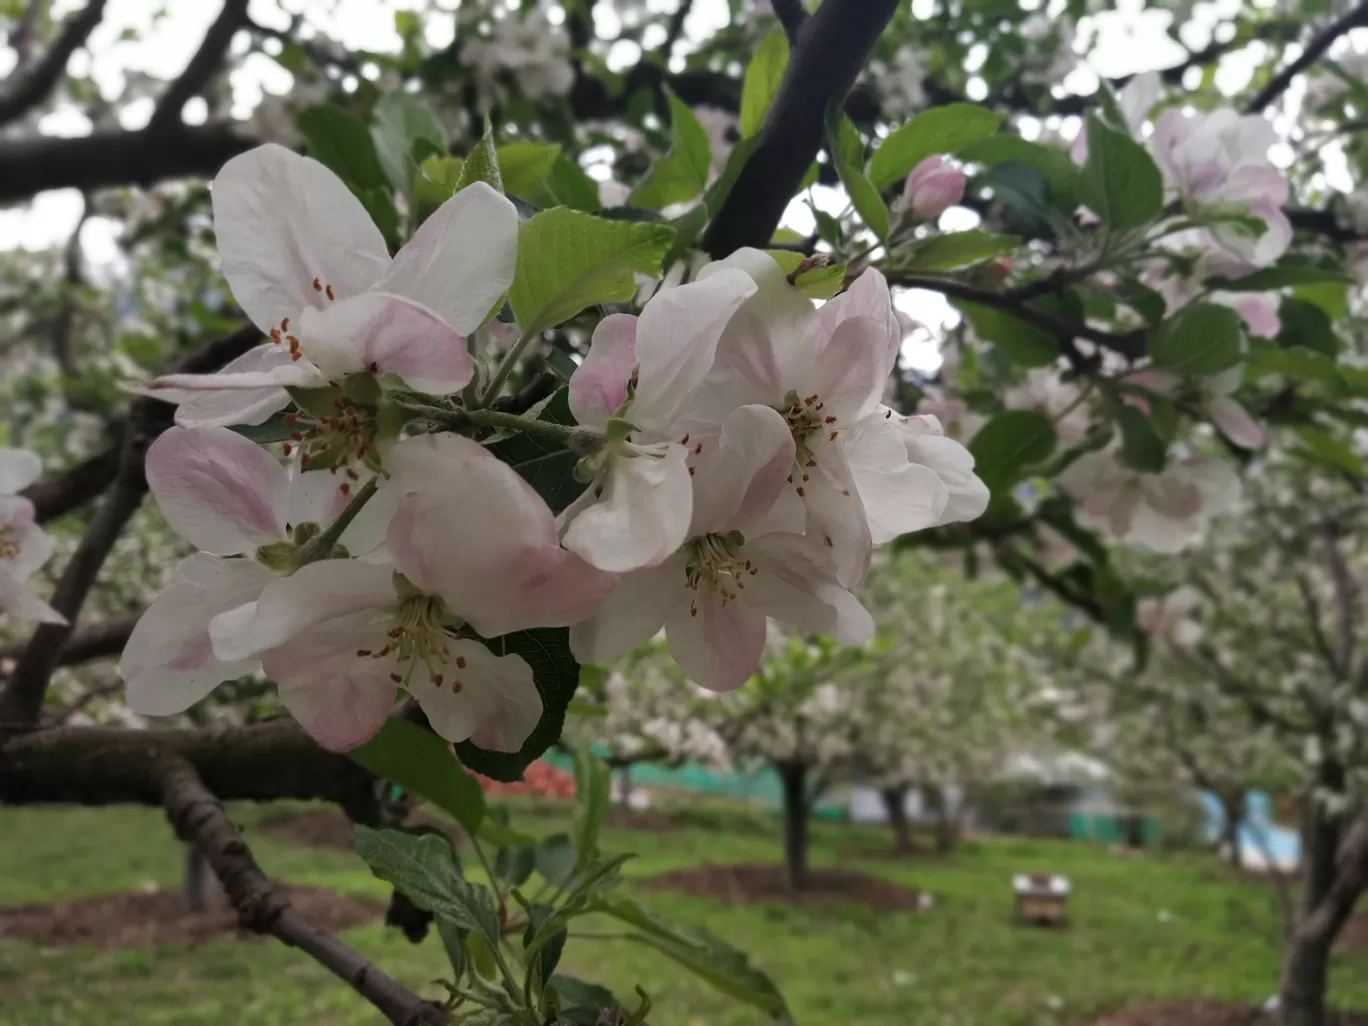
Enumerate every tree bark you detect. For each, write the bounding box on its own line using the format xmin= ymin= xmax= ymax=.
xmin=1221 ymin=791 xmax=1245 ymax=868
xmin=881 ymin=785 xmax=913 ymax=855
xmin=777 ymin=760 xmax=810 ymax=889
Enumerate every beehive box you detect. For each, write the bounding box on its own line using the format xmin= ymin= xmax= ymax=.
xmin=1012 ymin=872 xmax=1070 ymax=926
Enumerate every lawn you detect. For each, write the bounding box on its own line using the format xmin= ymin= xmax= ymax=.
xmin=0 ymin=796 xmax=1364 ymax=1026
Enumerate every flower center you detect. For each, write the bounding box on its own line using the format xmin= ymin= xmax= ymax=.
xmin=283 ymin=400 xmax=376 ymax=495
xmin=778 ymin=390 xmax=844 ymax=500
xmin=356 ymin=593 xmax=466 ymax=693
xmin=683 ymin=531 xmax=757 ymax=612
xmin=266 ymin=278 xmax=338 ymax=361
xmin=0 ymin=525 xmax=20 ymax=561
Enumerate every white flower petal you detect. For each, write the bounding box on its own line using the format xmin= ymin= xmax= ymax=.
xmin=745 ymin=533 xmax=873 ymax=644
xmin=0 ymin=448 xmax=42 ymax=495
xmin=0 ymin=566 xmax=66 ymax=625
xmin=664 ymin=587 xmax=767 ymax=692
xmin=121 ymin=554 xmax=273 ymax=715
xmin=376 ymin=181 xmax=518 ymax=335
xmin=562 ymin=444 xmax=693 ymax=573
xmin=689 ymin=404 xmax=795 ymax=536
xmin=569 ymin=313 xmax=637 ymax=428
xmin=172 ymin=345 xmax=294 ymax=429
xmin=844 ymin=414 xmax=949 ymax=544
xmin=413 ymin=639 xmax=541 ymax=752
xmin=817 ymin=268 xmax=899 ymax=384
xmin=0 ymin=498 xmax=53 ymax=580
xmin=146 ymin=426 xmax=291 ymax=555
xmin=568 ymin=558 xmax=682 ymax=665
xmin=212 ymin=143 xmax=390 ymax=332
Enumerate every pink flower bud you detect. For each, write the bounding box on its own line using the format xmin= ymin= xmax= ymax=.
xmin=903 ymin=155 xmax=965 ymax=220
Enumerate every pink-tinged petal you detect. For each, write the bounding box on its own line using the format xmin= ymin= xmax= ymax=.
xmin=561 ymin=443 xmax=693 ymax=573
xmin=146 ymin=426 xmax=290 ymax=555
xmin=796 ymin=432 xmax=872 ymax=588
xmin=0 ymin=567 xmax=66 ymax=625
xmin=460 ymin=543 xmax=617 ymax=640
xmin=812 ymin=315 xmax=890 ymax=424
xmin=209 ymin=558 xmax=395 ymax=662
xmin=569 ymin=313 xmax=637 ymax=429
xmin=903 ymin=155 xmax=966 ymax=220
xmin=295 ymin=291 xmax=471 ymax=394
xmin=212 ymin=144 xmax=390 ymax=333
xmin=664 ymin=587 xmax=767 ymax=692
xmin=411 ymin=639 xmax=541 ymax=751
xmin=631 ymin=270 xmax=758 ymax=434
xmin=745 ymin=532 xmax=874 ymax=644
xmin=172 ymin=344 xmax=295 ymax=429
xmin=1224 ymin=294 xmax=1280 ymax=337
xmin=0 ymin=511 xmax=55 ymax=581
xmin=286 ymin=469 xmax=400 ymax=558
xmin=1119 ymin=71 xmax=1160 ymax=132
xmin=1207 ymin=395 xmax=1265 ymax=449
xmin=0 ymin=447 xmax=41 ymax=494
xmin=121 ymin=554 xmax=273 ymax=715
xmin=376 ymin=181 xmax=518 ymax=335
xmin=818 ymin=268 xmax=899 ymax=382
xmin=689 ymin=405 xmax=795 ymax=536
xmin=143 ymin=361 xmax=325 ymax=399
xmin=844 ymin=415 xmax=949 ymax=544
xmin=568 ymin=558 xmax=682 ymax=665
xmin=893 ymin=413 xmax=988 ymax=526
xmin=265 ymin=612 xmax=399 ymax=751
xmin=1125 ymin=369 xmax=1182 ymax=396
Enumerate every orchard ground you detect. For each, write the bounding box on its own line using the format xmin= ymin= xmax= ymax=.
xmin=1 ymin=796 xmax=1366 ymax=1026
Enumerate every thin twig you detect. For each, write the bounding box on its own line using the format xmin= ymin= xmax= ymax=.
xmin=1244 ymin=0 xmax=1368 ymax=114
xmin=0 ymin=0 xmax=107 ymax=126
xmin=0 ymin=612 xmax=137 ymax=668
xmin=146 ymin=0 xmax=250 ymax=135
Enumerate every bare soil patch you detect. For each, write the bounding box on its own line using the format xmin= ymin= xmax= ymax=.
xmin=640 ymin=861 xmax=928 ymax=913
xmin=601 ymin=806 xmax=683 ymax=832
xmin=1087 ymin=1001 xmax=1368 ymax=1026
xmin=0 ymin=885 xmax=383 ymax=949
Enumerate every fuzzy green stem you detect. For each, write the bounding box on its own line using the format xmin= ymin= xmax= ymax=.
xmin=297 ymin=477 xmax=378 ymax=565
xmin=475 ymin=327 xmax=541 ymax=409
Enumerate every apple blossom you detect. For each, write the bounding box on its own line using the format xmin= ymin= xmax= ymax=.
xmin=141 ymin=144 xmax=518 ymax=430
xmin=903 ymin=155 xmax=965 ymax=220
xmin=569 ymin=404 xmax=873 ymax=692
xmin=1137 ymin=586 xmax=1203 ymax=647
xmin=560 ymin=271 xmax=758 ymax=573
xmin=1148 ymin=108 xmax=1292 ymax=266
xmin=1128 ymin=367 xmax=1264 ymax=449
xmin=1059 ymin=449 xmax=1240 ymax=554
xmin=0 ymin=449 xmax=63 ymax=625
xmin=208 ymin=433 xmax=616 ymax=751
xmin=1003 ymin=369 xmax=1090 ymax=446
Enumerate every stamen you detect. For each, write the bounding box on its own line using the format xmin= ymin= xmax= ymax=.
xmin=312 ymin=278 xmax=322 ymax=292
xmin=325 ymin=284 xmax=335 ymax=301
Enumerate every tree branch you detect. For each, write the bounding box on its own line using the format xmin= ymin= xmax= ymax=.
xmin=146 ymin=0 xmax=250 ymax=136
xmin=1295 ymin=811 xmax=1368 ymax=949
xmin=1244 ymin=0 xmax=1368 ymax=114
xmin=770 ymin=0 xmax=809 ymax=43
xmin=0 ymin=613 xmax=137 ymax=669
xmin=23 ymin=445 xmax=122 ymax=523
xmin=0 ymin=325 xmax=259 ymax=733
xmin=160 ymin=758 xmax=449 ymax=1026
xmin=701 ymin=0 xmax=899 ymax=257
xmin=0 ymin=0 xmax=107 ymax=126
xmin=1321 ymin=519 xmax=1357 ymax=679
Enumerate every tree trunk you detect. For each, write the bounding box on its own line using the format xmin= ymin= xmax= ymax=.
xmin=182 ymin=842 xmax=216 ymax=913
xmin=881 ymin=785 xmax=913 ymax=855
xmin=777 ymin=761 xmax=810 ymax=890
xmin=928 ymin=786 xmax=957 ymax=853
xmin=1279 ymin=766 xmax=1352 ymax=1026
xmin=617 ymin=763 xmax=632 ymax=810
xmin=1221 ymin=792 xmax=1245 ymax=868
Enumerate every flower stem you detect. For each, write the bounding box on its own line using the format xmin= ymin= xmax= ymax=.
xmin=398 ymin=399 xmax=599 ymax=450
xmin=474 ymin=326 xmax=541 ymax=409
xmin=297 ymin=476 xmax=377 ymax=565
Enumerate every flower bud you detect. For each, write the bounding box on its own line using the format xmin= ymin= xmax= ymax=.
xmin=903 ymin=155 xmax=965 ymax=220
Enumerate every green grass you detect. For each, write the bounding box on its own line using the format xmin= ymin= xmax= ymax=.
xmin=0 ymin=797 xmax=1364 ymax=1026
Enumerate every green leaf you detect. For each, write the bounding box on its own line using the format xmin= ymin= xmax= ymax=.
xmin=1116 ymin=278 xmax=1167 ymax=326
xmin=956 ymin=301 xmax=1058 ymax=367
xmin=628 ymin=88 xmax=711 ymax=210
xmin=1114 ymin=405 xmax=1167 ymax=473
xmin=968 ymin=410 xmax=1058 ymax=492
xmin=455 ymin=627 xmax=583 ymax=781
xmin=353 ymin=826 xmax=500 ymax=943
xmin=663 ymin=135 xmax=759 ymax=267
xmin=825 ymin=106 xmax=889 ymax=239
xmin=1207 ymin=266 xmax=1353 ymax=291
xmin=979 ymin=161 xmax=1052 ymax=235
xmin=572 ymin=750 xmax=611 ymax=870
xmin=297 ymin=105 xmax=389 ymax=192
xmin=589 ymin=894 xmax=791 ymax=1018
xmin=498 ymin=142 xmax=563 ymax=199
xmin=1295 ymin=426 xmax=1367 ymax=478
xmin=478 ymin=819 xmax=538 ymax=847
xmin=1246 ymin=345 xmax=1340 ymax=384
xmin=509 ymin=209 xmax=675 ymax=334
xmin=899 ymin=230 xmax=1018 ymax=272
xmin=1277 ymin=297 xmax=1339 ymax=357
xmin=550 ymin=975 xmax=620 ymax=1015
xmin=485 ymin=388 xmax=587 ymax=514
xmin=1078 ymin=114 xmax=1163 ymax=233
xmin=371 ymin=92 xmax=446 ymax=194
xmin=412 ymin=154 xmax=464 ymax=224
xmin=740 ymin=29 xmax=788 ymax=139
xmin=535 ymin=833 xmax=577 ymax=884
xmin=957 ymin=135 xmax=1081 ymax=212
xmin=1149 ymin=302 xmax=1245 ymax=376
xmin=523 ymin=903 xmax=567 ymax=989
xmin=348 ymin=717 xmax=486 ymax=834
xmin=437 ymin=918 xmax=468 ymax=978
xmin=763 ymin=251 xmax=846 ymax=298
xmin=455 ymin=121 xmax=503 ymax=193
xmin=867 ymin=103 xmax=1004 ymax=188
xmin=1294 ymin=280 xmax=1349 ymax=321
xmin=494 ymin=844 xmax=536 ymax=886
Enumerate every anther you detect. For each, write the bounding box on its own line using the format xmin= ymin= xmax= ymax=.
xmin=456 ymin=655 xmax=466 ymax=669
xmin=312 ymin=278 xmax=322 ymax=292
xmin=325 ymin=284 xmax=335 ymax=300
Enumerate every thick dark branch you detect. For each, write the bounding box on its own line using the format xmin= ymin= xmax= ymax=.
xmin=770 ymin=0 xmax=809 ymax=43
xmin=0 ymin=122 xmax=254 ymax=205
xmin=161 ymin=759 xmax=449 ymax=1026
xmin=1321 ymin=520 xmax=1357 ymax=678
xmin=0 ymin=0 xmax=107 ymax=126
xmin=0 ymin=326 xmax=259 ymax=732
xmin=0 ymin=613 xmax=137 ymax=668
xmin=23 ymin=445 xmax=121 ymax=523
xmin=1296 ymin=811 xmax=1368 ymax=947
xmin=660 ymin=0 xmax=695 ymax=60
xmin=0 ymin=718 xmax=376 ymax=812
xmin=885 ymin=272 xmax=1147 ymax=360
xmin=1244 ymin=1 xmax=1368 ymax=114
xmin=146 ymin=0 xmax=250 ymax=136
xmin=701 ymin=0 xmax=899 ymax=257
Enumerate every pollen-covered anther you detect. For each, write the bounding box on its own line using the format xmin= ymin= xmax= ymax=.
xmin=0 ymin=529 xmax=19 ymax=560
xmin=683 ymin=532 xmax=757 ymax=608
